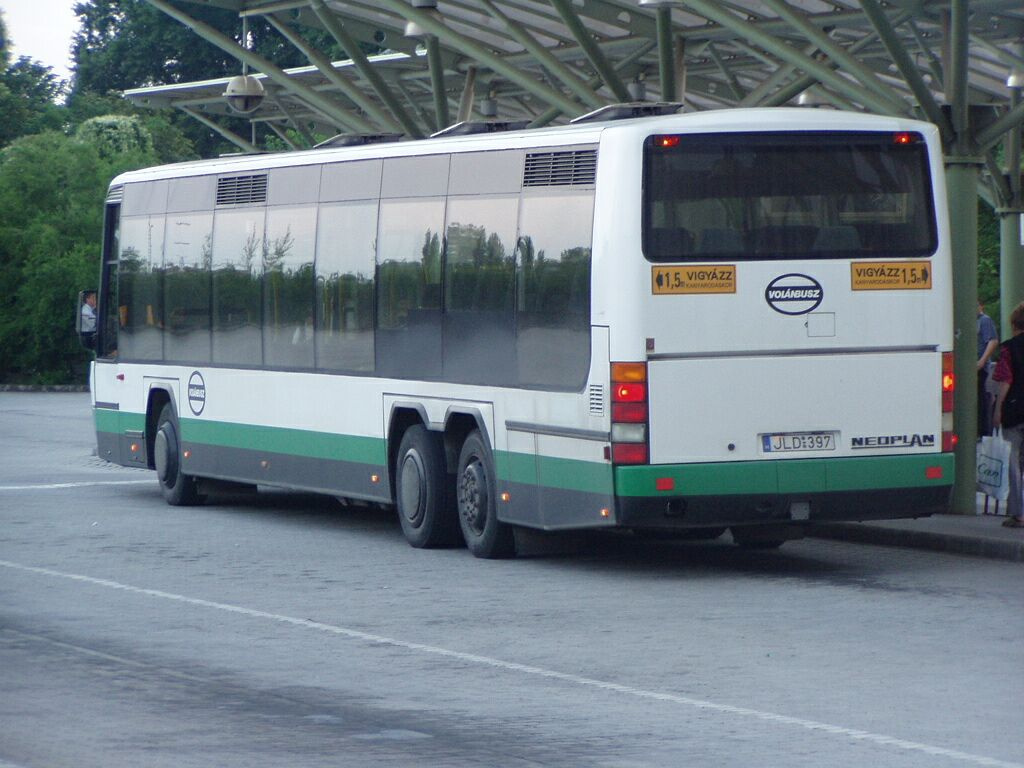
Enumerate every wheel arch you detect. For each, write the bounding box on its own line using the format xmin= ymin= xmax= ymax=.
xmin=443 ymin=408 xmax=492 ymax=474
xmin=145 ymin=386 xmax=174 ymax=470
xmin=386 ymin=404 xmax=429 ymax=501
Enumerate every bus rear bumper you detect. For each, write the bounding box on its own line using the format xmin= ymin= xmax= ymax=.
xmin=614 ymin=453 xmax=953 ymax=529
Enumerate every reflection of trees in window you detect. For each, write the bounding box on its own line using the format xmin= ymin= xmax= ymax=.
xmin=319 ymin=273 xmax=374 ymax=333
xmin=315 ymin=201 xmax=376 ymax=372
xmin=263 ymin=207 xmax=317 ymax=369
xmin=118 ymin=215 xmax=165 ymax=360
xmin=516 ymin=193 xmax=594 ymax=389
xmin=212 ymin=211 xmax=264 ymax=366
xmin=379 ymin=227 xmax=443 ymax=329
xmin=163 ymin=223 xmax=212 ymax=335
xmin=446 ymin=221 xmax=513 ymax=312
xmin=263 ymin=227 xmax=294 ymax=330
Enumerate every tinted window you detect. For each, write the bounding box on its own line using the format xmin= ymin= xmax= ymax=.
xmin=118 ymin=215 xmax=164 ymax=361
xmin=316 ymin=201 xmax=377 ymax=373
xmin=97 ymin=204 xmax=120 ymax=360
xmin=163 ymin=213 xmax=212 ymax=362
xmin=643 ymin=132 xmax=937 ymax=262
xmin=376 ymin=198 xmax=445 ymax=378
xmin=517 ymin=193 xmax=593 ymax=389
xmin=212 ymin=208 xmax=265 ymax=366
xmin=443 ymin=195 xmax=517 ymax=384
xmin=263 ymin=205 xmax=316 ymax=369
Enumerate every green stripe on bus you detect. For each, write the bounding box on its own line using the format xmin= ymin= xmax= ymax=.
xmin=614 ymin=453 xmax=954 ymax=497
xmin=179 ymin=418 xmax=387 ymax=465
xmin=496 ymin=451 xmax=613 ymax=495
xmin=93 ymin=409 xmax=145 ymax=434
xmin=94 ymin=408 xmax=120 ymax=434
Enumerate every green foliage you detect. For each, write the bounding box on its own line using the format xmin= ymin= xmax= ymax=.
xmin=0 ymin=124 xmax=160 ymax=383
xmin=978 ymin=200 xmax=1001 ymax=332
xmin=0 ymin=57 xmax=66 ymax=148
xmin=75 ymin=114 xmax=154 ymax=158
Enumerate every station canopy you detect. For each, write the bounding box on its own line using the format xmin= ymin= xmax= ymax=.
xmin=126 ymin=1 xmax=1022 ymax=192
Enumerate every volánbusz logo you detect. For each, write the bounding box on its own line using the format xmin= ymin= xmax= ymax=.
xmin=187 ymin=371 xmax=206 ymax=416
xmin=765 ymin=273 xmax=823 ymax=315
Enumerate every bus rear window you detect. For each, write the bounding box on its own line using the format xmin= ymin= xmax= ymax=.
xmin=642 ymin=131 xmax=937 ymax=262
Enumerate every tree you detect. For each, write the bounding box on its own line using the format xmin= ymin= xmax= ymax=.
xmin=0 ymin=120 xmax=160 ymax=383
xmin=0 ymin=12 xmax=66 ymax=148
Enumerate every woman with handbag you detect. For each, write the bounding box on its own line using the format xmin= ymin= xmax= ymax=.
xmin=992 ymin=302 xmax=1024 ymax=527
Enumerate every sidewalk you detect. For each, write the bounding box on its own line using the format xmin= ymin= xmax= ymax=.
xmin=808 ymin=494 xmax=1024 ymax=563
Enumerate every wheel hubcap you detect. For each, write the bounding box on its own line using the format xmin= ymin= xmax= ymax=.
xmin=154 ymin=428 xmax=174 ymax=486
xmin=399 ymin=451 xmax=425 ymax=526
xmin=459 ymin=459 xmax=487 ymax=534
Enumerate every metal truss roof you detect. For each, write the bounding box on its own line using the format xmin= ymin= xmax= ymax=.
xmin=128 ymin=1 xmax=1023 ymax=202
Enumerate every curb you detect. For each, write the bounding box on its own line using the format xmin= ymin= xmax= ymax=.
xmin=808 ymin=522 xmax=1024 ymax=563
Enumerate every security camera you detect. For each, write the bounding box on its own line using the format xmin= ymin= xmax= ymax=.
xmin=224 ymin=74 xmax=265 ymax=114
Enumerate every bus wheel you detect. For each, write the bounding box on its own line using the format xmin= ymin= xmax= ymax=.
xmin=395 ymin=426 xmax=459 ymax=548
xmin=457 ymin=430 xmax=514 ymax=559
xmin=154 ymin=403 xmax=200 ymax=506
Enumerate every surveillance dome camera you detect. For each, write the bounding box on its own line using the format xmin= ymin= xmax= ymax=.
xmin=224 ymin=74 xmax=265 ymax=114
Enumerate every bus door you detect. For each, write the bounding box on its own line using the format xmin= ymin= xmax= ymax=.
xmin=93 ymin=200 xmax=124 ymax=464
xmin=639 ymin=129 xmax=950 ymax=468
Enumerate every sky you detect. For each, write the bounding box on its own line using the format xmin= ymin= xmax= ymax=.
xmin=2 ymin=0 xmax=80 ymax=82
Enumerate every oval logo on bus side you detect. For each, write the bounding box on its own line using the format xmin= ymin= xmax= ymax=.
xmin=187 ymin=371 xmax=206 ymax=416
xmin=765 ymin=273 xmax=824 ymax=315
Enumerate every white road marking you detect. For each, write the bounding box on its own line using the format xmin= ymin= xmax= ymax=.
xmin=0 ymin=480 xmax=152 ymax=491
xmin=0 ymin=558 xmax=1018 ymax=768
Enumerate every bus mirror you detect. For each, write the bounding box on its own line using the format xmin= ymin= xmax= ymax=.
xmin=77 ymin=289 xmax=97 ymax=349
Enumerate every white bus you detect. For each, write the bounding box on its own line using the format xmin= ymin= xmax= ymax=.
xmin=83 ymin=106 xmax=954 ymax=557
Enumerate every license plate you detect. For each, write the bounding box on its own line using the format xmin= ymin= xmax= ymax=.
xmin=761 ymin=431 xmax=837 ymax=453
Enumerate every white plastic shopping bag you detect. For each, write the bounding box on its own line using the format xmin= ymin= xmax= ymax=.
xmin=976 ymin=429 xmax=1011 ymax=501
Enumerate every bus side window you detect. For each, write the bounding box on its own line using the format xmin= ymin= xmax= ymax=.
xmin=516 ymin=192 xmax=594 ymax=390
xmin=376 ymin=197 xmax=445 ymax=379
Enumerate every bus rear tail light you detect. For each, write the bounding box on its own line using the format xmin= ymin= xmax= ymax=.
xmin=942 ymin=352 xmax=956 ymax=451
xmin=941 ymin=352 xmax=954 ymax=412
xmin=611 ymin=362 xmax=649 ymax=465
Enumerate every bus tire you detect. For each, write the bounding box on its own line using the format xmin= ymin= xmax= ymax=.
xmin=395 ymin=426 xmax=460 ymax=548
xmin=154 ymin=403 xmax=200 ymax=506
xmin=457 ymin=430 xmax=514 ymax=559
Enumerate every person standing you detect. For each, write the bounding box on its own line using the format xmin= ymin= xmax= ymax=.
xmin=978 ymin=302 xmax=998 ymax=436
xmin=80 ymin=291 xmax=97 ymax=334
xmin=992 ymin=302 xmax=1024 ymax=528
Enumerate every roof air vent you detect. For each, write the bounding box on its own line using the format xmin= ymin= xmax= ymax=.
xmin=523 ymin=149 xmax=597 ymax=187
xmin=216 ymin=174 xmax=268 ymax=206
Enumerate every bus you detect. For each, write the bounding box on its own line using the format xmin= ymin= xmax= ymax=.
xmin=82 ymin=106 xmax=954 ymax=557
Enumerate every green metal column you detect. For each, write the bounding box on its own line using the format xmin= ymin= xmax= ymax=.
xmin=426 ymin=35 xmax=449 ymax=131
xmin=1000 ymin=87 xmax=1024 ymax=335
xmin=946 ymin=157 xmax=981 ymax=514
xmin=1000 ymin=211 xmax=1024 ymax=336
xmin=655 ymin=7 xmax=675 ymax=102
